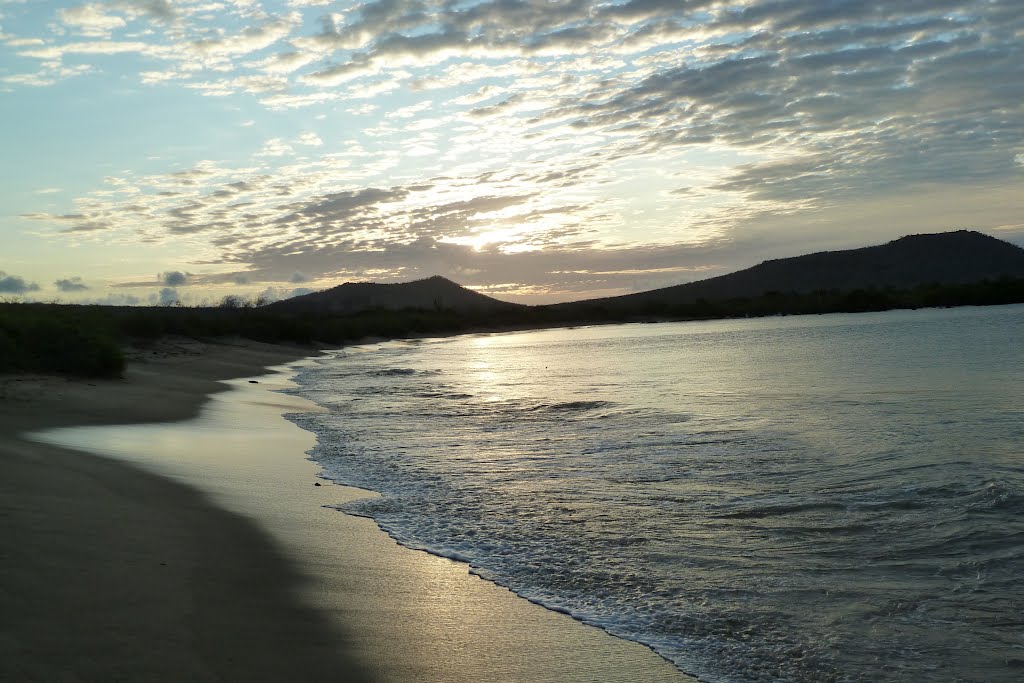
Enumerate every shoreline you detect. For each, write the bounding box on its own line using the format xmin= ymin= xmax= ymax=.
xmin=0 ymin=338 xmax=368 ymax=681
xmin=2 ymin=338 xmax=692 ymax=681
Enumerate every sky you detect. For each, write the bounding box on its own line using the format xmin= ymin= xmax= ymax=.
xmin=1 ymin=0 xmax=1022 ymax=306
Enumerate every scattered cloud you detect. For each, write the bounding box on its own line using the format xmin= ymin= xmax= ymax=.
xmin=252 ymin=285 xmax=315 ymax=303
xmin=4 ymin=0 xmax=1023 ymax=303
xmin=58 ymin=4 xmax=127 ymax=38
xmin=111 ymin=0 xmax=175 ymax=22
xmin=0 ymin=271 xmax=41 ymax=294
xmin=157 ymin=287 xmax=180 ymax=306
xmin=159 ymin=270 xmax=188 ymax=287
xmin=54 ymin=276 xmax=89 ymax=292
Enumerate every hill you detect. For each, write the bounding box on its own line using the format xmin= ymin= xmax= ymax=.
xmin=551 ymin=230 xmax=1024 ymax=312
xmin=267 ymin=275 xmax=522 ymax=315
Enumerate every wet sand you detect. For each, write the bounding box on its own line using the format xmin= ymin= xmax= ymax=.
xmin=1 ymin=338 xmax=692 ymax=682
xmin=0 ymin=339 xmax=366 ymax=681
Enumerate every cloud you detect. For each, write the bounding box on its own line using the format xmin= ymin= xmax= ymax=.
xmin=111 ymin=0 xmax=175 ymax=21
xmin=159 ymin=270 xmax=188 ymax=286
xmin=252 ymin=285 xmax=314 ymax=302
xmin=9 ymin=0 xmax=1024 ymax=304
xmin=157 ymin=287 xmax=180 ymax=306
xmin=256 ymin=138 xmax=295 ymax=157
xmin=83 ymin=292 xmax=143 ymax=306
xmin=55 ymin=277 xmax=90 ymax=292
xmin=188 ymin=16 xmax=298 ymax=63
xmin=0 ymin=271 xmax=40 ymax=294
xmin=58 ymin=5 xmax=127 ymax=37
xmin=223 ymin=233 xmax=735 ymax=303
xmin=289 ymin=272 xmax=309 ymax=283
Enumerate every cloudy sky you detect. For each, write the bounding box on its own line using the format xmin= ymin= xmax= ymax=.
xmin=1 ymin=0 xmax=1022 ymax=305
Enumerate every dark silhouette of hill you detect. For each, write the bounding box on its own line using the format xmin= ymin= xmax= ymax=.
xmin=267 ymin=275 xmax=522 ymax=314
xmin=550 ymin=230 xmax=1024 ymax=312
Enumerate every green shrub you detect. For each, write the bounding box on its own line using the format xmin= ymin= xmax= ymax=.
xmin=0 ymin=308 xmax=123 ymax=378
xmin=22 ymin=318 xmax=124 ymax=377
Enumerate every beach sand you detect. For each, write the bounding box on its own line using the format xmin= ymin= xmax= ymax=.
xmin=1 ymin=338 xmax=692 ymax=682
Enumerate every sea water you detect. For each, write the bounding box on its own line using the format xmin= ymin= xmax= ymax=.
xmin=285 ymin=305 xmax=1024 ymax=682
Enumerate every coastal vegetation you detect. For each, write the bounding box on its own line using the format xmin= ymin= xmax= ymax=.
xmin=2 ymin=275 xmax=1022 ymax=379
xmin=0 ymin=306 xmax=124 ymax=377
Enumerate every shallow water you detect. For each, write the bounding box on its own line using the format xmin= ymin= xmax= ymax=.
xmin=287 ymin=305 xmax=1024 ymax=682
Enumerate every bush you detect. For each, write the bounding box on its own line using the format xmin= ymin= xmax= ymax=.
xmin=0 ymin=327 xmax=19 ymax=373
xmin=0 ymin=307 xmax=124 ymax=378
xmin=22 ymin=318 xmax=124 ymax=377
xmin=121 ymin=312 xmax=165 ymax=339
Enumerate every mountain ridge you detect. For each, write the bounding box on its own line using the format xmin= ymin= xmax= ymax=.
xmin=266 ymin=274 xmax=522 ymax=314
xmin=550 ymin=229 xmax=1024 ymax=312
xmin=271 ymin=230 xmax=1024 ymax=315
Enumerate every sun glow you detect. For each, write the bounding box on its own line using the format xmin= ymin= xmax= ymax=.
xmin=441 ymin=227 xmax=529 ymax=251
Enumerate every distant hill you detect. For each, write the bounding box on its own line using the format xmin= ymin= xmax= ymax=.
xmin=550 ymin=230 xmax=1024 ymax=312
xmin=267 ymin=275 xmax=522 ymax=314
xmin=266 ymin=231 xmax=1024 ymax=317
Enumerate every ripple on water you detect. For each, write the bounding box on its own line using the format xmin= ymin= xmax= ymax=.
xmin=287 ymin=307 xmax=1024 ymax=682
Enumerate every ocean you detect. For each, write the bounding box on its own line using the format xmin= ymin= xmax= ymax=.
xmin=286 ymin=304 xmax=1024 ymax=682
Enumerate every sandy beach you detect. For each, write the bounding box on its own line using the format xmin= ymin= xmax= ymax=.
xmin=1 ymin=338 xmax=691 ymax=682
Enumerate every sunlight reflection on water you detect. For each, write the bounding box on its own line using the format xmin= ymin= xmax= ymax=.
xmin=290 ymin=305 xmax=1024 ymax=682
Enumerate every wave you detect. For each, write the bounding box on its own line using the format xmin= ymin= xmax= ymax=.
xmin=523 ymin=399 xmax=614 ymax=413
xmin=716 ymin=499 xmax=847 ymax=519
xmin=373 ymin=367 xmax=418 ymax=376
xmin=283 ymin=306 xmax=1024 ymax=682
xmin=962 ymin=480 xmax=1024 ymax=513
xmin=413 ymin=391 xmax=474 ymax=400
